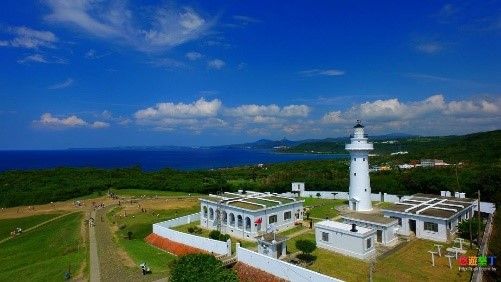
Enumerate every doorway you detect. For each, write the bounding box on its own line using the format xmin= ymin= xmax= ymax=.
xmin=376 ymin=230 xmax=382 ymax=243
xmin=276 ymin=243 xmax=283 ymax=258
xmin=409 ymin=219 xmax=416 ymax=234
xmin=352 ymin=201 xmax=357 ymax=211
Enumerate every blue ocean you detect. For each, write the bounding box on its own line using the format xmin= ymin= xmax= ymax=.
xmin=0 ymin=149 xmax=347 ymax=171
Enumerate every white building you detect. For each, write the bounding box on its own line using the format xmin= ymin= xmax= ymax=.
xmin=346 ymin=121 xmax=374 ymax=211
xmin=200 ymin=191 xmax=304 ymax=241
xmin=315 ymin=220 xmax=376 ymax=260
xmin=291 ymin=182 xmax=305 ymax=194
xmin=257 ymin=233 xmax=288 ymax=259
xmin=382 ymin=193 xmax=476 ymax=242
xmin=341 ymin=213 xmax=399 ymax=246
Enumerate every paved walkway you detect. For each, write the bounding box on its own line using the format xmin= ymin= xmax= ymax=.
xmin=89 ymin=209 xmax=101 ymax=282
xmin=0 ymin=211 xmax=79 ymax=245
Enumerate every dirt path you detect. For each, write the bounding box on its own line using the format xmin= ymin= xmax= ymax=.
xmin=89 ymin=209 xmax=101 ymax=282
xmin=95 ymin=206 xmax=166 ymax=282
xmin=0 ymin=211 xmax=80 ymax=245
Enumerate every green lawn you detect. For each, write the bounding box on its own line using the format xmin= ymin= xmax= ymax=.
xmin=0 ymin=212 xmax=86 ymax=281
xmin=302 ymin=197 xmax=346 ymax=219
xmin=278 ymin=225 xmax=306 ymax=237
xmin=108 ymin=206 xmax=199 ymax=273
xmin=0 ymin=213 xmax=62 ymax=240
xmin=286 ymin=231 xmax=473 ymax=282
xmin=173 ymin=221 xmax=258 ymax=254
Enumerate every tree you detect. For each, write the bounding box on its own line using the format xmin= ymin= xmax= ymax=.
xmin=316 ymin=192 xmax=321 ymax=199
xmin=295 ymin=239 xmax=317 ymax=262
xmin=169 ymin=254 xmax=238 ymax=282
xmin=296 ymin=239 xmax=316 ymax=255
xmin=458 ymin=218 xmax=484 ymax=243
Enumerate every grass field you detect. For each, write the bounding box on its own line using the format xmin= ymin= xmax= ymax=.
xmin=111 ymin=189 xmax=202 ymax=197
xmin=0 ymin=213 xmax=62 ymax=240
xmin=302 ymin=197 xmax=346 ymax=219
xmin=107 ymin=206 xmax=199 ymax=273
xmin=0 ymin=212 xmax=86 ymax=281
xmin=286 ymin=231 xmax=473 ymax=282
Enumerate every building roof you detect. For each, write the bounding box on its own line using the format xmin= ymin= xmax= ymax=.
xmin=316 ymin=220 xmax=375 ymax=236
xmin=382 ymin=193 xmax=476 ymax=219
xmin=342 ymin=212 xmax=398 ymax=226
xmin=257 ymin=232 xmax=288 ymax=244
xmin=200 ymin=191 xmax=302 ymax=211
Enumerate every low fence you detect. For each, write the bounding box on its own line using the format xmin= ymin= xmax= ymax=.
xmin=152 ymin=213 xmax=231 ymax=256
xmin=236 ymin=244 xmax=344 ymax=282
xmin=471 ymin=213 xmax=495 ymax=282
xmin=286 ymin=191 xmax=404 ymax=203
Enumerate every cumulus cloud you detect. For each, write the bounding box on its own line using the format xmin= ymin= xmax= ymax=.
xmin=44 ymin=1 xmax=214 ymax=52
xmin=321 ymin=95 xmax=500 ymax=134
xmin=135 ymin=98 xmax=222 ymax=120
xmin=35 ymin=113 xmax=109 ymax=129
xmin=300 ymin=69 xmax=345 ymax=77
xmin=207 ymin=59 xmax=225 ymax=69
xmin=0 ymin=26 xmax=57 ymax=49
xmin=225 ymin=104 xmax=310 ymax=118
xmin=48 ymin=78 xmax=74 ymax=90
xmin=185 ymin=51 xmax=202 ymax=60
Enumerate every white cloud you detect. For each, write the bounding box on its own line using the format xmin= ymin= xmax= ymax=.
xmin=85 ymin=49 xmax=111 ymax=59
xmin=90 ymin=121 xmax=110 ymax=128
xmin=185 ymin=51 xmax=202 ymax=60
xmin=48 ymin=78 xmax=74 ymax=90
xmin=44 ymin=1 xmax=213 ymax=52
xmin=225 ymin=104 xmax=310 ymax=118
xmin=135 ymin=98 xmax=222 ymax=120
xmin=0 ymin=26 xmax=57 ymax=49
xmin=208 ymin=59 xmax=225 ymax=70
xmin=35 ymin=113 xmax=110 ymax=129
xmin=416 ymin=42 xmax=443 ymax=54
xmin=148 ymin=58 xmax=186 ymax=69
xmin=300 ymin=69 xmax=345 ymax=77
xmin=321 ymin=95 xmax=501 ymax=134
xmin=17 ymin=54 xmax=66 ymax=64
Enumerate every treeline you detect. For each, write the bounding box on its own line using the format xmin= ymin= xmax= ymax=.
xmin=0 ymin=159 xmax=499 ymax=207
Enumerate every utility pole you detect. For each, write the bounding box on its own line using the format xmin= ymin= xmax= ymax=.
xmin=477 ymin=190 xmax=481 ymax=247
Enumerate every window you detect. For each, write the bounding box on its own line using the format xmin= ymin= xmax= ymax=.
xmin=284 ymin=211 xmax=292 ymax=220
xmin=424 ymin=221 xmax=438 ymax=232
xmin=366 ymin=238 xmax=372 ymax=249
xmin=363 ymin=158 xmax=366 ymax=161
xmin=269 ymin=215 xmax=277 ymax=224
xmin=354 ymin=158 xmax=356 ymax=161
xmin=354 ymin=173 xmax=357 ymax=176
xmin=322 ymin=232 xmax=329 ymax=242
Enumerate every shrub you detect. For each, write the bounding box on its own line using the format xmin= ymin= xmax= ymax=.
xmin=170 ymin=254 xmax=238 ymax=282
xmin=209 ymin=230 xmax=221 ymax=240
xmin=187 ymin=227 xmax=194 ymax=233
xmin=219 ymin=234 xmax=230 ymax=241
xmin=127 ymin=231 xmax=133 ymax=240
xmin=295 ymin=239 xmax=316 ymax=255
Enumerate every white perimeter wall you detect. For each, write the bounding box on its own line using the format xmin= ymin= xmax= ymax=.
xmin=236 ymin=245 xmax=344 ymax=282
xmin=153 ymin=213 xmax=231 ymax=256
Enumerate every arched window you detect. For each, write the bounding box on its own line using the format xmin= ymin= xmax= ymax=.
xmin=245 ymin=217 xmax=251 ymax=231
xmin=203 ymin=206 xmax=208 ymax=218
xmin=237 ymin=215 xmax=243 ymax=229
xmin=209 ymin=208 xmax=214 ymax=220
xmin=229 ymin=213 xmax=235 ymax=226
xmin=215 ymin=210 xmax=220 ymax=223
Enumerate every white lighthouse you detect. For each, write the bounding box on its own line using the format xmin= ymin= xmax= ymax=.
xmin=345 ymin=120 xmax=373 ymax=211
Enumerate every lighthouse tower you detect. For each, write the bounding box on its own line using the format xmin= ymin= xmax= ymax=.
xmin=345 ymin=120 xmax=374 ymax=212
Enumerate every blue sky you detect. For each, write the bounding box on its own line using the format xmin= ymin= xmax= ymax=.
xmin=0 ymin=0 xmax=500 ymax=149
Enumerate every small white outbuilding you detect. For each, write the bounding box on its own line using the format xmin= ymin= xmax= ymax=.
xmin=315 ymin=220 xmax=376 ymax=260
